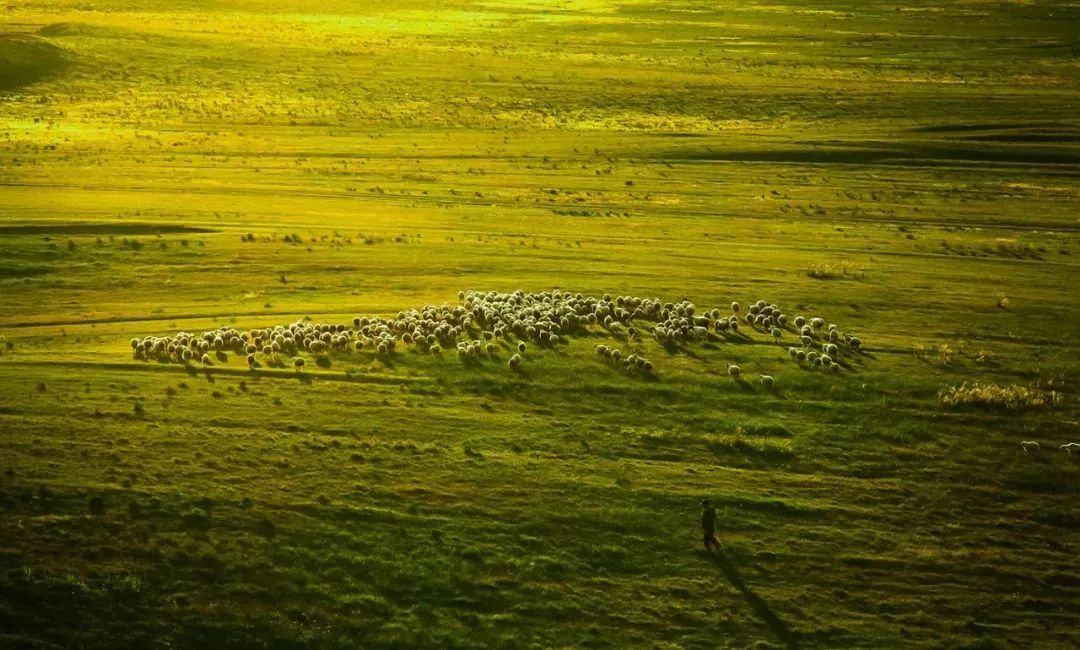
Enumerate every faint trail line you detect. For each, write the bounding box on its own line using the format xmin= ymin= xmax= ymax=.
xmin=708 ymin=549 xmax=800 ymax=648
xmin=2 ymin=181 xmax=1079 ymax=234
xmin=0 ymin=359 xmax=429 ymax=385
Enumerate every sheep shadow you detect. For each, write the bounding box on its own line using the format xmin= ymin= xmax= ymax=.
xmin=836 ymin=358 xmax=858 ymax=372
xmin=732 ymin=378 xmax=756 ymax=393
xmin=660 ymin=340 xmax=700 ymax=359
xmin=660 ymin=340 xmax=682 ymax=355
xmin=761 ymin=384 xmax=785 ymax=399
xmin=705 ymin=548 xmax=799 ymax=648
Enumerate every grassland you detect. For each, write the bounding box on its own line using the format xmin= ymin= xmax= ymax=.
xmin=1 ymin=1 xmax=1079 ymax=648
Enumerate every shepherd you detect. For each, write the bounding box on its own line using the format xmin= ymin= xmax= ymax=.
xmin=701 ymin=499 xmax=720 ymax=550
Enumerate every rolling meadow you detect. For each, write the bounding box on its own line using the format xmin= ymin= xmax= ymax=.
xmin=1 ymin=1 xmax=1079 ymax=647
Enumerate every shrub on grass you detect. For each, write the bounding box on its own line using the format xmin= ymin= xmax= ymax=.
xmin=939 ymin=383 xmax=1061 ymax=411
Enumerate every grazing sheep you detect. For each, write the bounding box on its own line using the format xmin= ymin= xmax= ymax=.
xmin=136 ymin=291 xmax=865 ymax=387
xmin=1021 ymin=441 xmax=1040 ymax=453
xmin=760 ymin=375 xmax=774 ymax=387
xmin=508 ymin=353 xmax=522 ymax=368
xmin=829 ymin=363 xmax=841 ymax=373
xmin=849 ymin=336 xmax=862 ymax=350
xmin=727 ymin=364 xmax=741 ymax=378
xmin=1060 ymin=443 xmax=1080 ymax=454
xmin=201 ymin=354 xmax=212 ymax=366
xmin=294 ymin=357 xmax=305 ymax=370
xmin=801 ymin=335 xmax=813 ymax=348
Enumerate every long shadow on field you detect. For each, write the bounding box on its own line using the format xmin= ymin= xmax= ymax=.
xmin=707 ymin=548 xmax=799 ymax=648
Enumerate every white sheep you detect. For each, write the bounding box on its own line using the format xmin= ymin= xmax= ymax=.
xmin=759 ymin=375 xmax=774 ymax=387
xmin=1060 ymin=443 xmax=1080 ymax=454
xmin=1021 ymin=441 xmax=1040 ymax=453
xmin=727 ymin=364 xmax=741 ymax=378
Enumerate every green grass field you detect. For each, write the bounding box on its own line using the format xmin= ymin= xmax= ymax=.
xmin=2 ymin=1 xmax=1079 ymax=647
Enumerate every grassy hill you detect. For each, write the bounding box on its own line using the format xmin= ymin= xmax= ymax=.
xmin=0 ymin=1 xmax=1078 ymax=648
xmin=0 ymin=34 xmax=70 ymax=92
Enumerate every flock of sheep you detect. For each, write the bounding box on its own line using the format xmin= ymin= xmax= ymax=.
xmin=128 ymin=290 xmax=866 ymax=381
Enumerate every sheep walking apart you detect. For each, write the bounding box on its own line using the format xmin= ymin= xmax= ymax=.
xmin=1020 ymin=440 xmax=1040 ymax=453
xmin=759 ymin=375 xmax=774 ymax=387
xmin=1060 ymin=443 xmax=1080 ymax=455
